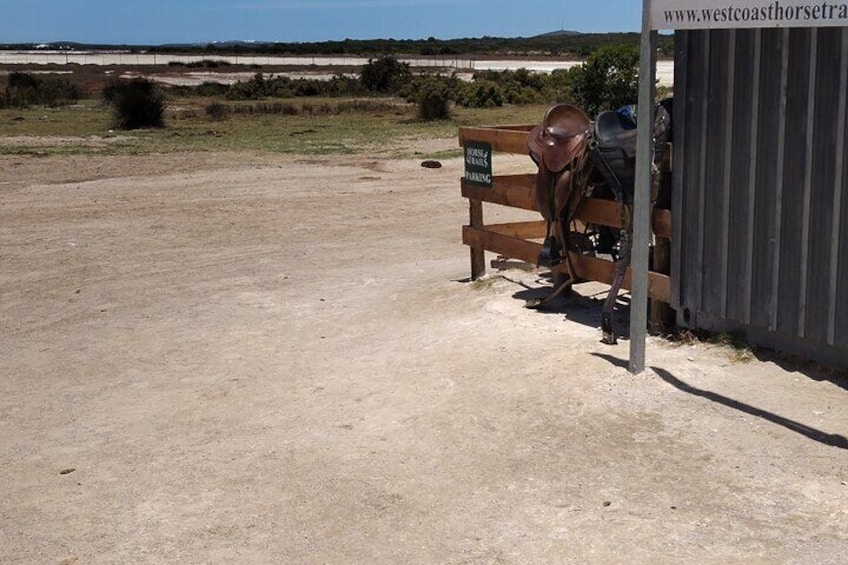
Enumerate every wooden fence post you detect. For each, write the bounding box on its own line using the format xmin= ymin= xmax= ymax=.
xmin=650 ymin=144 xmax=675 ymax=330
xmin=469 ymin=198 xmax=486 ymax=280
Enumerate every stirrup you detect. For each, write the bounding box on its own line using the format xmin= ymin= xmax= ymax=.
xmin=537 ymin=236 xmax=562 ymax=268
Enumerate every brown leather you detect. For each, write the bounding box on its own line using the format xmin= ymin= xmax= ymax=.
xmin=527 ymin=104 xmax=591 ymax=174
xmin=535 ymin=168 xmax=580 ymax=223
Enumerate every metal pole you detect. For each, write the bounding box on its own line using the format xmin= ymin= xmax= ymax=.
xmin=629 ymin=0 xmax=657 ymax=374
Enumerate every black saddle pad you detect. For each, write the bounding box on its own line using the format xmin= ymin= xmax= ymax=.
xmin=593 ymin=110 xmax=637 ymax=154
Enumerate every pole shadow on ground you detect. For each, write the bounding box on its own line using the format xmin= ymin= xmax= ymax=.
xmin=592 ymin=351 xmax=847 ymax=451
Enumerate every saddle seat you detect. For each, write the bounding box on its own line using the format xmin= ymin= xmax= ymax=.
xmin=527 ymin=104 xmax=591 ymax=174
xmin=593 ymin=109 xmax=638 ymax=149
xmin=591 ymin=109 xmax=638 ymax=199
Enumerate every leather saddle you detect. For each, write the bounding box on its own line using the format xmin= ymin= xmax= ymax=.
xmin=526 ymin=104 xmax=592 ymax=270
xmin=527 ymin=104 xmax=591 ymax=224
xmin=527 ymin=104 xmax=591 ymax=174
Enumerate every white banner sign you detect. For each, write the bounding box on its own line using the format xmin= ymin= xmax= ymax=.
xmin=652 ymin=0 xmax=848 ymax=29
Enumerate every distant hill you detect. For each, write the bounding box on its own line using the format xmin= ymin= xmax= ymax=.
xmin=532 ymin=30 xmax=583 ymax=38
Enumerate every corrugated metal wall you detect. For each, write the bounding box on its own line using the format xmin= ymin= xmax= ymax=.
xmin=672 ymin=27 xmax=848 ymax=366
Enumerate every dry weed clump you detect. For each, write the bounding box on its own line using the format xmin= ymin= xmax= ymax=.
xmin=205 ymin=99 xmax=402 ymax=118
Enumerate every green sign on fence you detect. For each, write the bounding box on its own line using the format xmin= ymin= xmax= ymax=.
xmin=464 ymin=142 xmax=492 ymax=188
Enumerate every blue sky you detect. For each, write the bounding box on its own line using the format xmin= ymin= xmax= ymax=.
xmin=1 ymin=0 xmax=643 ymax=44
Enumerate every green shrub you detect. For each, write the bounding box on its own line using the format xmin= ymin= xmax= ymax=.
xmin=104 ymin=78 xmax=166 ymax=129
xmin=3 ymin=72 xmax=39 ymax=108
xmin=226 ymin=73 xmax=297 ymax=100
xmin=416 ymin=80 xmax=451 ymax=121
xmin=167 ymin=82 xmax=216 ymax=98
xmin=548 ymin=68 xmax=578 ymax=103
xmin=569 ymin=45 xmax=639 ymax=117
xmin=456 ymin=81 xmax=503 ymax=108
xmin=101 ymin=79 xmax=122 ymax=104
xmin=186 ymin=59 xmax=231 ymax=69
xmin=501 ymin=81 xmax=542 ymax=105
xmin=292 ymin=79 xmax=321 ymax=97
xmin=227 ymin=73 xmax=270 ymax=100
xmin=36 ymin=78 xmax=81 ymax=107
xmin=2 ymin=72 xmax=81 ymax=108
xmin=360 ymin=56 xmax=412 ymax=93
xmin=324 ymin=74 xmax=366 ymax=97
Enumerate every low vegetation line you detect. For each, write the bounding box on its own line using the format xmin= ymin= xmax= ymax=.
xmin=1 ymin=49 xmax=672 ymax=157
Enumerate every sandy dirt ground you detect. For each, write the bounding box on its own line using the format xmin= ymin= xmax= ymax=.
xmin=1 ymin=147 xmax=846 ymax=564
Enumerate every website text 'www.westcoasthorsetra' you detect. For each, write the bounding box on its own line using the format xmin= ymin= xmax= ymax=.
xmin=661 ymin=1 xmax=848 ymax=26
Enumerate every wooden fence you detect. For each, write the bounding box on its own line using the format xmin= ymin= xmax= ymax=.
xmin=459 ymin=125 xmax=674 ymax=323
